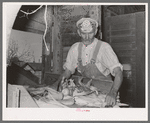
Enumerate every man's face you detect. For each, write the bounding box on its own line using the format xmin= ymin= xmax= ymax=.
xmin=78 ymin=29 xmax=95 ymax=46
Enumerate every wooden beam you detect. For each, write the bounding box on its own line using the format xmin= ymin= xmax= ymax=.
xmin=52 ymin=6 xmax=63 ymax=74
xmin=89 ymin=5 xmax=102 ymax=39
xmin=29 ymin=18 xmax=45 ymax=25
xmin=107 ymin=9 xmax=118 ymax=16
xmin=24 ymin=27 xmax=44 ymax=35
xmin=41 ymin=6 xmax=53 ymax=83
xmin=101 ymin=5 xmax=111 ymax=41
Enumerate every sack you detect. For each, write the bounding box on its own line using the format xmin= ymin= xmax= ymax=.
xmin=74 ymin=93 xmax=107 ymax=108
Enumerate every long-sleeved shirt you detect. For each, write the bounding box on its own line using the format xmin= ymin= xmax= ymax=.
xmin=63 ymin=38 xmax=123 ymax=77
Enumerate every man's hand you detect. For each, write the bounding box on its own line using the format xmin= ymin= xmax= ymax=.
xmin=57 ymin=69 xmax=72 ymax=92
xmin=105 ymin=67 xmax=123 ymax=107
xmin=57 ymin=76 xmax=65 ymax=92
xmin=105 ymin=90 xmax=117 ymax=107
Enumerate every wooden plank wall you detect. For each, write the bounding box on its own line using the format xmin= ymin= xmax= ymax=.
xmin=104 ymin=13 xmax=136 ymax=106
xmin=135 ymin=12 xmax=145 ymax=107
xmin=103 ymin=12 xmax=145 ymax=107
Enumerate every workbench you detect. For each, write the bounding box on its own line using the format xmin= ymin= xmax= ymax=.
xmin=7 ymin=83 xmax=129 ymax=108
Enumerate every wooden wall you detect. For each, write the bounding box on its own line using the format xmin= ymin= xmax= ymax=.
xmin=135 ymin=12 xmax=145 ymax=107
xmin=103 ymin=12 xmax=145 ymax=107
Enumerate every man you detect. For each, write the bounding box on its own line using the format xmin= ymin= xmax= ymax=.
xmin=57 ymin=18 xmax=123 ymax=107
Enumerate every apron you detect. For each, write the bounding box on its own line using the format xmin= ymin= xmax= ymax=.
xmin=77 ymin=41 xmax=113 ymax=84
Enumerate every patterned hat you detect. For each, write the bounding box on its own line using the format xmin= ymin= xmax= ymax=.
xmin=76 ymin=18 xmax=98 ymax=33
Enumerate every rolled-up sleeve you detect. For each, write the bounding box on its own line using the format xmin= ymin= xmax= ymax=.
xmin=101 ymin=43 xmax=123 ymax=76
xmin=63 ymin=45 xmax=78 ymax=74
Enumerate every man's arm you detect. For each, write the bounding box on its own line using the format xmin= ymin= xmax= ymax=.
xmin=105 ymin=67 xmax=123 ymax=106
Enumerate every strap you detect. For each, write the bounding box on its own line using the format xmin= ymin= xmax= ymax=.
xmin=78 ymin=42 xmax=83 ymax=62
xmin=91 ymin=41 xmax=102 ymax=64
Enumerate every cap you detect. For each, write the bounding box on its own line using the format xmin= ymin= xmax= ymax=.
xmin=76 ymin=18 xmax=98 ymax=33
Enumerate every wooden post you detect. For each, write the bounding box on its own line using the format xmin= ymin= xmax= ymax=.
xmin=41 ymin=5 xmax=53 ymax=83
xmin=52 ymin=6 xmax=63 ymax=74
xmin=12 ymin=88 xmax=20 ymax=107
xmin=98 ymin=5 xmax=102 ymax=39
xmin=89 ymin=5 xmax=101 ymax=39
xmin=102 ymin=5 xmax=111 ymax=41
